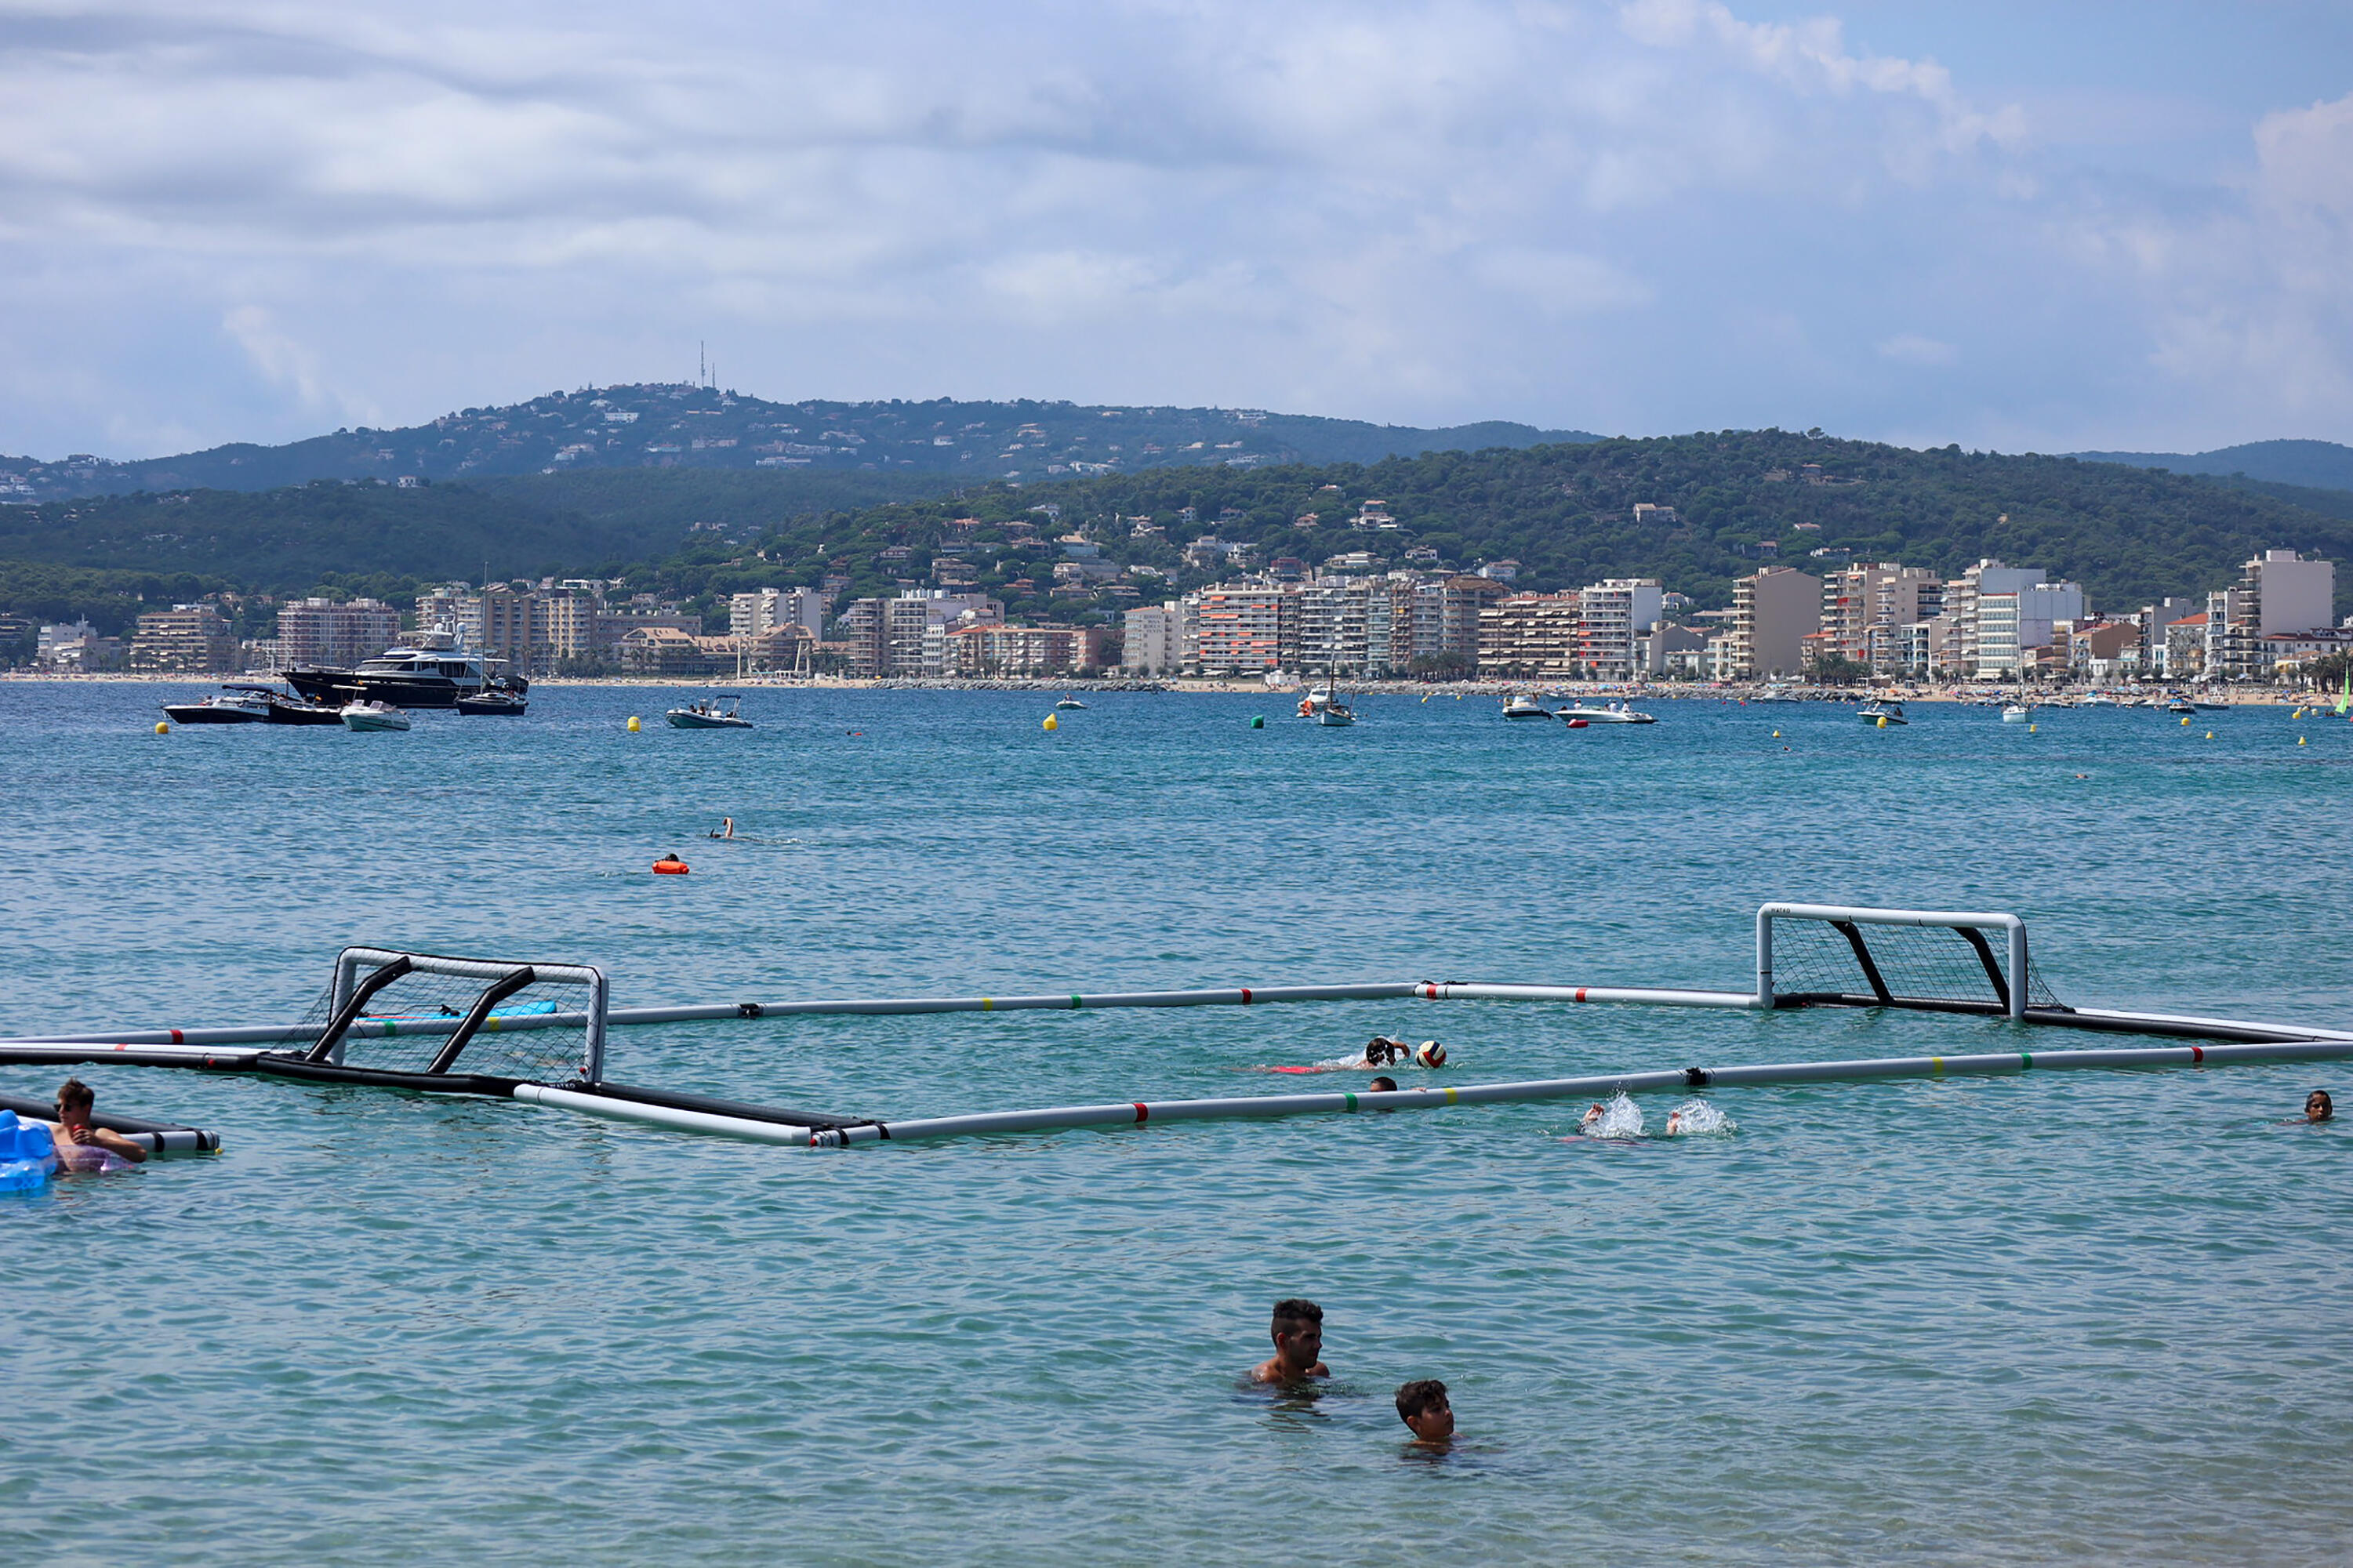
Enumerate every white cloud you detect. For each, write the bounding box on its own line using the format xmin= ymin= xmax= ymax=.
xmin=1876 ymin=333 xmax=1957 ymax=367
xmin=0 ymin=1 xmax=2337 ymax=456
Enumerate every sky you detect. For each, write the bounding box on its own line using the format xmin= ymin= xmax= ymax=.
xmin=1 ymin=0 xmax=2349 ymax=460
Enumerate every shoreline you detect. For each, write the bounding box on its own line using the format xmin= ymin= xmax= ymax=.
xmin=1 ymin=670 xmax=2322 ymax=705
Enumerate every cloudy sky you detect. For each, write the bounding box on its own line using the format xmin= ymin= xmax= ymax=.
xmin=2 ymin=0 xmax=2349 ymax=459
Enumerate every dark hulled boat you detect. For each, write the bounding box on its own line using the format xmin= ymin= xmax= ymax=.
xmin=283 ymin=629 xmax=523 ymax=710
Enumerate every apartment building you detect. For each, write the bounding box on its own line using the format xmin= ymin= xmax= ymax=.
xmin=1186 ymin=584 xmax=1292 ymax=673
xmin=1476 ymin=592 xmax=1583 ymax=680
xmin=274 ymin=597 xmax=400 ymax=670
xmin=837 ymin=590 xmax=1002 ymax=678
xmin=2213 ymin=550 xmax=2337 ymax=679
xmin=943 ymin=622 xmax=1116 ymax=676
xmin=728 ymin=586 xmax=830 ymax=641
xmin=1720 ymin=568 xmax=1822 ymax=678
xmin=1972 ymin=582 xmax=2086 ymax=677
xmin=1821 ymin=564 xmax=1941 ymax=670
xmin=1121 ymin=601 xmax=1182 ymax=674
xmin=1576 ymin=578 xmax=1663 ymax=678
xmin=129 ymin=604 xmax=238 ymax=673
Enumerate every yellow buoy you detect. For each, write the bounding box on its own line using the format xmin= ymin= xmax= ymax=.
xmin=1771 ymin=730 xmax=1781 ymax=738
xmin=2028 ymin=723 xmax=2037 ymax=733
xmin=627 ymin=715 xmax=642 ymax=732
xmin=2181 ymin=716 xmax=2191 ymax=726
xmin=2299 ymin=736 xmax=2307 ymax=746
xmin=1876 ymin=716 xmax=1888 ymax=728
xmin=2205 ymin=731 xmax=2214 ymax=739
xmin=154 ymin=720 xmax=170 ymax=734
xmin=1043 ymin=713 xmax=1058 ymax=731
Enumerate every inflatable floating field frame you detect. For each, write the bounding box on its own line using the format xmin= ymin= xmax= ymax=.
xmin=4 ymin=906 xmax=2350 ymax=1150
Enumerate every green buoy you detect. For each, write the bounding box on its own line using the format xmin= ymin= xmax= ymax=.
xmin=1250 ymin=715 xmax=1265 ymax=728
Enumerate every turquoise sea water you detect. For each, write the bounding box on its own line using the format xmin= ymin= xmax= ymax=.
xmin=4 ymin=681 xmax=2350 ymax=1564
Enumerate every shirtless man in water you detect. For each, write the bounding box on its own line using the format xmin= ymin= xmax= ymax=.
xmin=42 ymin=1079 xmax=147 ymax=1169
xmin=1249 ymin=1298 xmax=1328 ymax=1385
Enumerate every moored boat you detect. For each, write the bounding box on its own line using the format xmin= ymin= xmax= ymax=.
xmin=161 ymin=688 xmax=272 ymax=724
xmin=455 ymin=688 xmax=528 ymax=717
xmin=1502 ymin=695 xmax=1552 ymax=720
xmin=285 ymin=627 xmax=521 ymax=710
xmin=667 ymin=695 xmax=753 ymax=729
xmin=340 ymin=700 xmax=411 ymax=732
xmin=1859 ymin=700 xmax=1908 ymax=725
xmin=2001 ymin=703 xmax=2033 ymax=723
xmin=1558 ymin=701 xmax=1657 ymax=724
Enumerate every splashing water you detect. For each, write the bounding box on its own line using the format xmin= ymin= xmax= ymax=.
xmin=1580 ymin=1091 xmax=1647 ymax=1138
xmin=1665 ymin=1098 xmax=1737 ymax=1136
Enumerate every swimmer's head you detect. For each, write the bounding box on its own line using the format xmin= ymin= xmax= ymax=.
xmin=1580 ymin=1103 xmax=1606 ymax=1128
xmin=1395 ymin=1378 xmax=1454 ymax=1443
xmin=1414 ymin=1041 xmax=1447 ymax=1069
xmin=2308 ymin=1090 xmax=2334 ymax=1123
xmin=1369 ymin=1076 xmax=1398 ymax=1093
xmin=55 ymin=1077 xmax=93 ymax=1123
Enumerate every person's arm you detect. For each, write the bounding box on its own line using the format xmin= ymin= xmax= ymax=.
xmin=68 ymin=1124 xmax=147 ymax=1163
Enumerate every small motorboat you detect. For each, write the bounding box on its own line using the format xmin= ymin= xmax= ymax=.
xmin=162 ymin=688 xmax=272 ymax=724
xmin=1054 ymin=695 xmax=1088 ymax=710
xmin=340 ymin=699 xmax=411 ymax=732
xmin=666 ymin=694 xmax=753 ymax=729
xmin=1860 ymin=700 xmax=1908 ymax=726
xmin=456 ymin=688 xmax=528 ymax=717
xmin=233 ymin=684 xmax=347 ymax=725
xmin=2001 ymin=703 xmax=2033 ymax=724
xmin=1502 ymin=695 xmax=1552 ymax=720
xmin=1558 ymin=701 xmax=1657 ymax=724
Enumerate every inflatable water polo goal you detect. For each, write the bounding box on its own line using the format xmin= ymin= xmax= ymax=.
xmin=2 ymin=906 xmax=2348 ymax=1150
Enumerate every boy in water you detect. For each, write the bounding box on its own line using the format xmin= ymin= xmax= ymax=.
xmin=1249 ymin=1298 xmax=1328 ymax=1385
xmin=42 ymin=1079 xmax=146 ymax=1171
xmin=2300 ymin=1090 xmax=2333 ymax=1123
xmin=1395 ymin=1379 xmax=1454 ymax=1446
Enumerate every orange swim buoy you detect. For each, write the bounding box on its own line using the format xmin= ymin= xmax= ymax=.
xmin=652 ymin=857 xmax=691 ymax=875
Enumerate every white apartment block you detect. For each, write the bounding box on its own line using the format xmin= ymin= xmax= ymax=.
xmin=1122 ymin=602 xmax=1183 ymax=674
xmin=1576 ymin=579 xmax=1663 ymax=678
xmin=2213 ymin=550 xmax=2337 ymax=679
xmin=728 ymin=586 xmax=830 ymax=640
xmin=1972 ymin=583 xmax=2086 ymax=677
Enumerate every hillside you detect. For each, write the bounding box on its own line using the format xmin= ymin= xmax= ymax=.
xmin=2069 ymin=438 xmax=2353 ymax=495
xmin=642 ymin=433 xmax=2353 ymax=627
xmin=9 ymin=432 xmax=2351 ymax=638
xmin=0 ymin=387 xmax=1596 ymax=503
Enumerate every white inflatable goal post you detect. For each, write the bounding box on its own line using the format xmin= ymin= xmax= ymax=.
xmin=290 ymin=947 xmax=610 ymax=1085
xmin=1756 ymin=904 xmax=2057 ymax=1018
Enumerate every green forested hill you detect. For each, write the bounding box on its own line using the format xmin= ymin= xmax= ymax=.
xmin=7 ymin=430 xmax=2350 ymax=635
xmin=658 ymin=430 xmax=2353 ymax=624
xmin=0 ymin=386 xmax=1593 ymax=501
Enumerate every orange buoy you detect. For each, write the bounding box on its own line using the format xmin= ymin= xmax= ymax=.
xmin=1564 ymin=717 xmax=1589 ymax=728
xmin=652 ymin=856 xmax=691 ymax=876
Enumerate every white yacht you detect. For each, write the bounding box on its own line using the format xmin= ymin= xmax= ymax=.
xmin=1558 ymin=700 xmax=1657 ymax=724
xmin=286 ymin=627 xmax=517 ymax=710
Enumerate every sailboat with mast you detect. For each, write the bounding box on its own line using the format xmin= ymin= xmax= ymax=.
xmin=1315 ymin=666 xmax=1356 ymax=727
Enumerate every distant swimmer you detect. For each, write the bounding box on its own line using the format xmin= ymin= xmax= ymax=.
xmin=40 ymin=1079 xmax=145 ymax=1172
xmin=1395 ymin=1379 xmax=1454 ymax=1447
xmin=1269 ymin=1037 xmax=1449 ymax=1074
xmin=709 ymin=816 xmax=735 ymax=840
xmin=1249 ymin=1298 xmax=1328 ymax=1386
xmin=1368 ymin=1076 xmax=1398 ymax=1093
xmin=2286 ymin=1089 xmax=2333 ymax=1125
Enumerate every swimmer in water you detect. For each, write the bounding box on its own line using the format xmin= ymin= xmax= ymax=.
xmin=1395 ymin=1379 xmax=1454 ymax=1447
xmin=1361 ymin=1036 xmax=1410 ymax=1067
xmin=1249 ymin=1298 xmax=1328 ymax=1386
xmin=40 ymin=1078 xmax=145 ymax=1171
xmin=710 ymin=816 xmax=735 ymax=839
xmin=1369 ymin=1076 xmax=1398 ymax=1093
xmin=2290 ymin=1089 xmax=2333 ymax=1124
xmin=1579 ymin=1102 xmax=1607 ymax=1133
